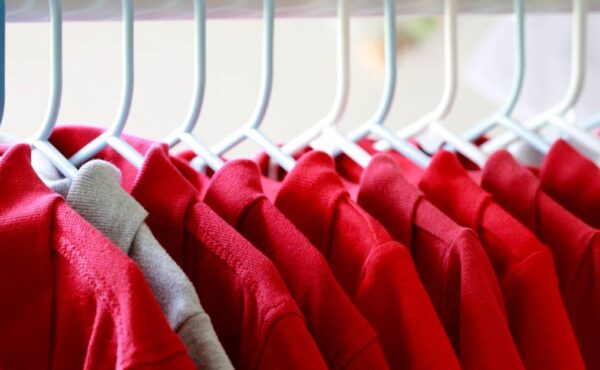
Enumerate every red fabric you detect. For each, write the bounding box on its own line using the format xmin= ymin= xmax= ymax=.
xmin=0 ymin=144 xmax=196 ymax=370
xmin=418 ymin=151 xmax=584 ymax=370
xmin=338 ymin=153 xmax=525 ymax=370
xmin=539 ymin=139 xmax=600 ymax=228
xmin=49 ymin=125 xmax=328 ymax=370
xmin=334 ymin=138 xmax=425 ymax=184
xmin=200 ymin=159 xmax=390 ymax=370
xmin=263 ymin=151 xmax=461 ymax=370
xmin=482 ymin=150 xmax=600 ymax=369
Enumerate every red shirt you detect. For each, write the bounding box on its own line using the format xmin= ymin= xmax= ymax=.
xmin=0 ymin=144 xmax=196 ymax=370
xmin=539 ymin=139 xmax=600 ymax=228
xmin=49 ymin=126 xmax=328 ymax=370
xmin=418 ymin=151 xmax=583 ymax=370
xmin=482 ymin=150 xmax=600 ymax=369
xmin=264 ymin=151 xmax=461 ymax=370
xmin=339 ymin=153 xmax=525 ymax=370
xmin=201 ymin=159 xmax=390 ymax=370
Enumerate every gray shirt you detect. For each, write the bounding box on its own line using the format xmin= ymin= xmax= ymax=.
xmin=41 ymin=157 xmax=234 ymax=370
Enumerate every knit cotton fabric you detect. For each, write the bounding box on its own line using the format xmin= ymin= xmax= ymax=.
xmin=41 ymin=159 xmax=233 ymax=370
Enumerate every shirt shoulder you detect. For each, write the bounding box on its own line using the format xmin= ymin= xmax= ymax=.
xmin=52 ymin=203 xmax=195 ymax=369
xmin=358 ymin=240 xmax=461 ymax=370
xmin=249 ymin=199 xmax=389 ymax=364
xmin=185 ymin=200 xmax=327 ymax=369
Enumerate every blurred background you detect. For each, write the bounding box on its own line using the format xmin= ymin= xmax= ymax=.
xmin=3 ymin=12 xmax=598 ymax=157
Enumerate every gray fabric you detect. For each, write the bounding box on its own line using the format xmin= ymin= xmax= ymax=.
xmin=2 ymin=134 xmax=236 ymax=370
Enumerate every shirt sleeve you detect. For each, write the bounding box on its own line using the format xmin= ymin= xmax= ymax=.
xmin=447 ymin=232 xmax=525 ymax=370
xmin=503 ymin=249 xmax=584 ymax=369
xmin=257 ymin=313 xmax=329 ymax=370
xmin=356 ymin=241 xmax=461 ymax=370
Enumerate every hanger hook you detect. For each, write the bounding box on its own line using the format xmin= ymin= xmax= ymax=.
xmin=482 ymin=0 xmax=600 ymax=157
xmin=68 ymin=0 xmax=144 ymax=168
xmin=431 ymin=0 xmax=458 ymax=123
xmin=109 ymin=0 xmax=134 ymax=138
xmin=455 ymin=0 xmax=550 ymax=155
xmin=371 ymin=0 xmax=396 ymax=126
xmin=500 ymin=0 xmax=525 ymax=117
xmin=34 ymin=0 xmax=62 ymax=141
xmin=342 ymin=0 xmax=431 ymax=168
xmin=27 ymin=0 xmax=77 ymax=179
xmin=280 ymin=0 xmax=351 ymax=156
xmin=375 ymin=0 xmax=488 ymax=167
xmin=209 ymin=0 xmax=296 ymax=172
xmin=162 ymin=0 xmax=224 ymax=171
xmin=166 ymin=0 xmax=206 ymax=142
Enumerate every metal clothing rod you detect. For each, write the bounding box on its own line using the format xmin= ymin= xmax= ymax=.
xmin=5 ymin=0 xmax=596 ymax=21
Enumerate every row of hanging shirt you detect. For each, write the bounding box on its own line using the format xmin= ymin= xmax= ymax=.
xmin=2 ymin=0 xmax=600 ymax=369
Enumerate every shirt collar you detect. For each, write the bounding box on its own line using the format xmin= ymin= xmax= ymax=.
xmin=171 ymin=149 xmax=212 ymax=197
xmin=540 ymin=139 xmax=597 ymax=196
xmin=419 ymin=150 xmax=490 ymax=230
xmin=49 ymin=125 xmax=198 ymax=266
xmin=11 ymin=135 xmax=149 ymax=254
xmin=481 ymin=150 xmax=540 ymax=230
xmin=0 ymin=143 xmax=62 ymax=208
xmin=275 ymin=151 xmax=348 ymax=251
xmin=335 ymin=139 xmax=426 ymax=184
xmin=357 ymin=153 xmax=421 ymax=246
xmin=204 ymin=159 xmax=265 ymax=227
xmin=59 ymin=160 xmax=148 ymax=255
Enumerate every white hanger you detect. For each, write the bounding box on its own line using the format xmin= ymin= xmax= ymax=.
xmin=208 ymin=0 xmax=296 ymax=172
xmin=280 ymin=0 xmax=372 ymax=168
xmin=375 ymin=0 xmax=488 ymax=168
xmin=163 ymin=0 xmax=224 ymax=171
xmin=582 ymin=112 xmax=600 ymax=130
xmin=68 ymin=0 xmax=145 ymax=168
xmin=482 ymin=0 xmax=600 ymax=157
xmin=28 ymin=0 xmax=78 ymax=179
xmin=343 ymin=0 xmax=431 ymax=168
xmin=456 ymin=0 xmax=551 ymax=155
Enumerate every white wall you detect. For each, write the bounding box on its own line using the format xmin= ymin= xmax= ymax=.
xmin=3 ymin=16 xmax=496 ymax=157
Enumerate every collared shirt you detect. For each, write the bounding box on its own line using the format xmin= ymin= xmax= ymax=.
xmin=338 ymin=153 xmax=526 ymax=369
xmin=539 ymin=139 xmax=600 ymax=228
xmin=200 ymin=159 xmax=390 ymax=370
xmin=418 ymin=151 xmax=583 ymax=370
xmin=0 ymin=144 xmax=196 ymax=370
xmin=482 ymin=150 xmax=600 ymax=369
xmin=265 ymin=150 xmax=461 ymax=370
xmin=49 ymin=125 xmax=329 ymax=370
xmin=37 ymin=158 xmax=233 ymax=370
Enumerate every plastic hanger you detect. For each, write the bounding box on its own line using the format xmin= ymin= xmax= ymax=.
xmin=482 ymin=0 xmax=600 ymax=157
xmin=280 ymin=0 xmax=372 ymax=168
xmin=68 ymin=0 xmax=144 ymax=168
xmin=208 ymin=0 xmax=296 ymax=172
xmin=342 ymin=0 xmax=431 ymax=168
xmin=457 ymin=0 xmax=551 ymax=155
xmin=28 ymin=0 xmax=78 ymax=179
xmin=582 ymin=113 xmax=600 ymax=130
xmin=376 ymin=0 xmax=488 ymax=167
xmin=163 ymin=0 xmax=224 ymax=171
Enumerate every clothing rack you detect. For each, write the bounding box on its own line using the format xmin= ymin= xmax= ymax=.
xmin=3 ymin=0 xmax=600 ymax=369
xmin=6 ymin=0 xmax=600 ymax=22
